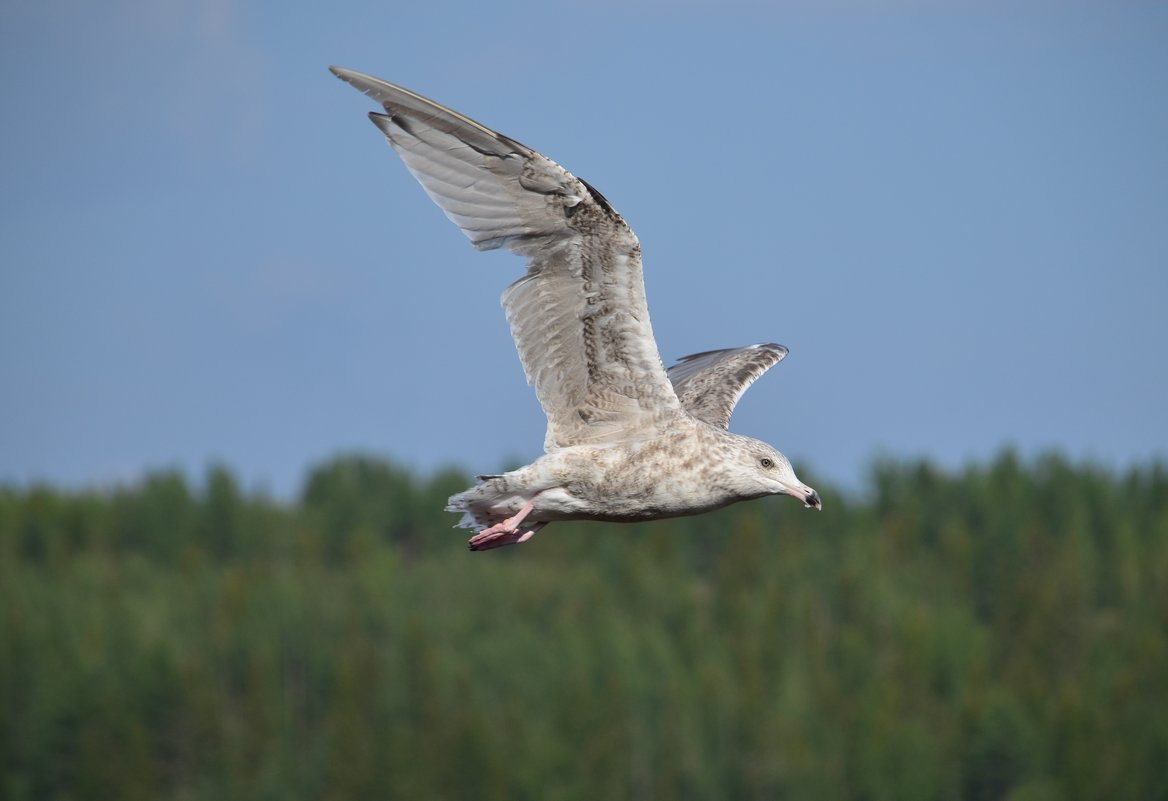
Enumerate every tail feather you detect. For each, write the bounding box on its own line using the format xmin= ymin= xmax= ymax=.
xmin=445 ymin=487 xmax=479 ymax=530
xmin=446 ymin=473 xmax=535 ymax=531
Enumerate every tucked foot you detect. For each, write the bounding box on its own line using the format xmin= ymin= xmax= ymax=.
xmin=468 ymin=522 xmax=546 ymax=551
xmin=467 ymin=500 xmax=537 ymax=551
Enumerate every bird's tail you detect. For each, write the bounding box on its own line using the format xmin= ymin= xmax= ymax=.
xmin=445 ymin=475 xmax=503 ymax=530
xmin=444 ymin=485 xmax=479 ymax=530
xmin=446 ymin=473 xmax=524 ymax=530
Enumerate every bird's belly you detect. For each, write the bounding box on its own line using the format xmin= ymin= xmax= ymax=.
xmin=532 ymin=480 xmax=735 ymax=524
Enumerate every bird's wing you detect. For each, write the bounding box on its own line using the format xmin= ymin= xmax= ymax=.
xmin=331 ymin=67 xmax=681 ymax=450
xmin=666 ymin=343 xmax=789 ymax=429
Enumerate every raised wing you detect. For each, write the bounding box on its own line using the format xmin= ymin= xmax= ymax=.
xmin=331 ymin=67 xmax=681 ymax=450
xmin=667 ymin=343 xmax=789 ymax=429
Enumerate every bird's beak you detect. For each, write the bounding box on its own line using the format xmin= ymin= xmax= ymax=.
xmin=804 ymin=489 xmax=822 ymax=511
xmin=776 ymin=480 xmax=822 ymax=511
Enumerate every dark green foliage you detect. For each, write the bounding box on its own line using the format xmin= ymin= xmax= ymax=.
xmin=1 ymin=451 xmax=1166 ymax=800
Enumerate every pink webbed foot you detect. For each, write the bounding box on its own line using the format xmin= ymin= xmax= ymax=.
xmin=468 ymin=522 xmax=546 ymax=551
xmin=467 ymin=501 xmax=545 ymax=551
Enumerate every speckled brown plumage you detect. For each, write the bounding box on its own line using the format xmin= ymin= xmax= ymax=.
xmin=332 ymin=67 xmax=821 ymax=550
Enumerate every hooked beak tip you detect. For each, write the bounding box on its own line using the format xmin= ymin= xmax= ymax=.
xmin=804 ymin=489 xmax=822 ymax=511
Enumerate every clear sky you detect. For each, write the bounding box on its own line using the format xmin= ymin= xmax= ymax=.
xmin=2 ymin=0 xmax=1165 ymax=499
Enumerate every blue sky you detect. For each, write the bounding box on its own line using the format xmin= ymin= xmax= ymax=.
xmin=2 ymin=0 xmax=1165 ymax=499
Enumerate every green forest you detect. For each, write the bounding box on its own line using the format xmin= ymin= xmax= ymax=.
xmin=2 ymin=451 xmax=1166 ymax=801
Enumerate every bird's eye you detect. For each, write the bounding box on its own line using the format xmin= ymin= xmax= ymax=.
xmin=760 ymin=457 xmax=774 ymax=469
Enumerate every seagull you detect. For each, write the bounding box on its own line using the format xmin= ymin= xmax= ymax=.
xmin=331 ymin=67 xmax=821 ymax=551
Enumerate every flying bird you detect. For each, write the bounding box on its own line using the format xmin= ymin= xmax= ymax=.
xmin=331 ymin=67 xmax=821 ymax=550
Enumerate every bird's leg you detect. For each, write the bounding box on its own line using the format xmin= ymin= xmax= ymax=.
xmin=468 ymin=522 xmax=546 ymax=551
xmin=467 ymin=501 xmax=543 ymax=551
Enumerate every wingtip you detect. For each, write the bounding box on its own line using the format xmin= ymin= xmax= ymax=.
xmin=329 ymin=65 xmax=365 ymax=85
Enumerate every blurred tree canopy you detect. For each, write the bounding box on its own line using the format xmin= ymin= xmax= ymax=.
xmin=1 ymin=451 xmax=1166 ymax=801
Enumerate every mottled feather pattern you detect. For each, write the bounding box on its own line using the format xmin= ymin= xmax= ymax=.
xmin=331 ymin=67 xmax=680 ymax=451
xmin=331 ymin=68 xmax=820 ymax=548
xmin=448 ymin=420 xmax=767 ymax=527
xmin=667 ymin=344 xmax=789 ymax=429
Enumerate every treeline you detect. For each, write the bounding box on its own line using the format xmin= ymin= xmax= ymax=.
xmin=1 ymin=452 xmax=1166 ymax=801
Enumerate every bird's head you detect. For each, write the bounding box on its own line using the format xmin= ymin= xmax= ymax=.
xmin=731 ymin=436 xmax=822 ymax=510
